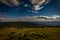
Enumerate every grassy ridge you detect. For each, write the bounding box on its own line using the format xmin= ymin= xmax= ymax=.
xmin=0 ymin=22 xmax=60 ymax=29
xmin=0 ymin=28 xmax=60 ymax=40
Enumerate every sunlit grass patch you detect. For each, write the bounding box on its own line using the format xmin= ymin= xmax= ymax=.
xmin=0 ymin=28 xmax=60 ymax=40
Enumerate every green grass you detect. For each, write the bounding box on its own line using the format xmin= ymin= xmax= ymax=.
xmin=0 ymin=28 xmax=60 ymax=40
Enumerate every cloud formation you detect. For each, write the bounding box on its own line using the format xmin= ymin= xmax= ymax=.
xmin=0 ymin=0 xmax=51 ymax=9
xmin=0 ymin=15 xmax=60 ymax=22
xmin=0 ymin=0 xmax=20 ymax=6
xmin=30 ymin=0 xmax=51 ymax=11
xmin=0 ymin=0 xmax=51 ymax=14
xmin=30 ymin=0 xmax=45 ymax=5
xmin=33 ymin=5 xmax=44 ymax=11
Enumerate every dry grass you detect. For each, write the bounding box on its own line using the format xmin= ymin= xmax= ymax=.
xmin=0 ymin=28 xmax=60 ymax=40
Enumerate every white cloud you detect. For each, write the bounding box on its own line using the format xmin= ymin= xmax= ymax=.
xmin=24 ymin=4 xmax=30 ymax=7
xmin=0 ymin=0 xmax=51 ymax=13
xmin=0 ymin=17 xmax=4 ymax=20
xmin=52 ymin=15 xmax=60 ymax=17
xmin=9 ymin=0 xmax=20 ymax=6
xmin=30 ymin=0 xmax=46 ymax=5
xmin=33 ymin=5 xmax=44 ymax=11
xmin=0 ymin=15 xmax=60 ymax=22
xmin=0 ymin=0 xmax=20 ymax=6
xmin=30 ymin=0 xmax=51 ymax=13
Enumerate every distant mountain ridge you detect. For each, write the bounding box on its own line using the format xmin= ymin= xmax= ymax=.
xmin=0 ymin=21 xmax=60 ymax=28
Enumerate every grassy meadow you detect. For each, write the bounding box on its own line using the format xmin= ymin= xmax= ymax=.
xmin=0 ymin=22 xmax=60 ymax=40
xmin=0 ymin=28 xmax=60 ymax=40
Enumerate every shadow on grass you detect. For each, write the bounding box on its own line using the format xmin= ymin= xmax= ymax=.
xmin=4 ymin=32 xmax=54 ymax=40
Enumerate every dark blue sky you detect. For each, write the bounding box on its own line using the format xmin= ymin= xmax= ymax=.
xmin=0 ymin=0 xmax=60 ymax=17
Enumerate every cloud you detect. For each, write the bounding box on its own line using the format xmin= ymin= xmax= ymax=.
xmin=0 ymin=15 xmax=60 ymax=22
xmin=33 ymin=5 xmax=44 ymax=11
xmin=24 ymin=4 xmax=30 ymax=7
xmin=0 ymin=0 xmax=20 ymax=6
xmin=0 ymin=0 xmax=51 ymax=13
xmin=38 ymin=15 xmax=60 ymax=19
xmin=30 ymin=0 xmax=51 ymax=12
xmin=45 ymin=0 xmax=51 ymax=4
xmin=30 ymin=0 xmax=46 ymax=5
xmin=9 ymin=0 xmax=20 ymax=6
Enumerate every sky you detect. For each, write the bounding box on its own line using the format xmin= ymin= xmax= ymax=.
xmin=0 ymin=0 xmax=60 ymax=22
